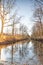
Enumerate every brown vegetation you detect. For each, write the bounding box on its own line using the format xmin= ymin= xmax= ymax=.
xmin=31 ymin=0 xmax=43 ymax=39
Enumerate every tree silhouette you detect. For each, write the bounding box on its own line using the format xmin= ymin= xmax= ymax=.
xmin=32 ymin=0 xmax=43 ymax=38
xmin=0 ymin=0 xmax=16 ymax=34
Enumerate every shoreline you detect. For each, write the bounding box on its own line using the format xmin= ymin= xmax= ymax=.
xmin=31 ymin=38 xmax=43 ymax=42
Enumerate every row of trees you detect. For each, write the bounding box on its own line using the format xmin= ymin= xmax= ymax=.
xmin=31 ymin=0 xmax=43 ymax=38
xmin=0 ymin=0 xmax=16 ymax=34
xmin=0 ymin=0 xmax=28 ymax=36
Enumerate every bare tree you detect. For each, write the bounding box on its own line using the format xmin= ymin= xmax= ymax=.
xmin=0 ymin=0 xmax=16 ymax=33
xmin=20 ymin=24 xmax=28 ymax=35
xmin=35 ymin=0 xmax=43 ymax=5
xmin=32 ymin=0 xmax=43 ymax=38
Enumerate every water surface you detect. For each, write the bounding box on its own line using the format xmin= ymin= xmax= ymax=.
xmin=0 ymin=40 xmax=43 ymax=65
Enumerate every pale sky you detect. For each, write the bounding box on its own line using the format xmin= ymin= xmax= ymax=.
xmin=16 ymin=0 xmax=34 ymax=35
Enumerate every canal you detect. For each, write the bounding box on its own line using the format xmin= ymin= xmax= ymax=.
xmin=0 ymin=40 xmax=43 ymax=65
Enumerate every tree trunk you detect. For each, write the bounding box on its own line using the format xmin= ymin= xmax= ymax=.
xmin=11 ymin=44 xmax=13 ymax=64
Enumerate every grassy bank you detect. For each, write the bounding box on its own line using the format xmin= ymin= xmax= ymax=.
xmin=0 ymin=34 xmax=30 ymax=44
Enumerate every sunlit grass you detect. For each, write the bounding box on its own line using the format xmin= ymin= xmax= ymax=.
xmin=0 ymin=34 xmax=29 ymax=42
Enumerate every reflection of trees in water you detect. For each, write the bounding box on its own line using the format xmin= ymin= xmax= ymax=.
xmin=32 ymin=41 xmax=43 ymax=64
xmin=19 ymin=41 xmax=29 ymax=58
xmin=4 ymin=43 xmax=19 ymax=63
xmin=3 ymin=40 xmax=29 ymax=63
xmin=32 ymin=41 xmax=43 ymax=55
xmin=1 ymin=40 xmax=43 ymax=65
